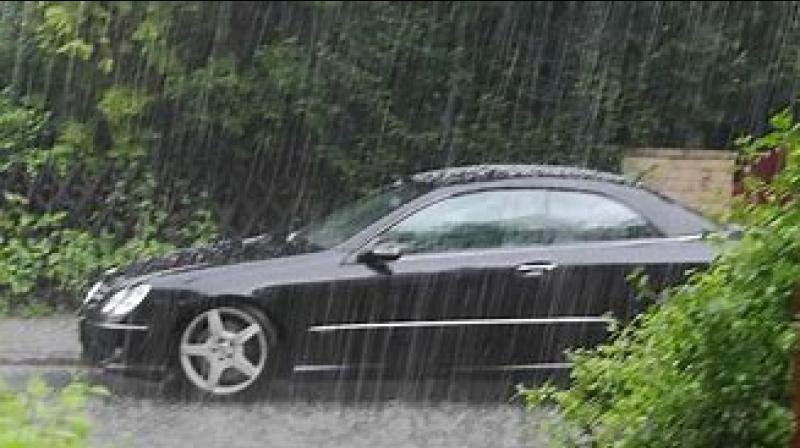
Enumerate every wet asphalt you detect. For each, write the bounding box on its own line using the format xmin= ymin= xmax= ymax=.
xmin=0 ymin=316 xmax=552 ymax=447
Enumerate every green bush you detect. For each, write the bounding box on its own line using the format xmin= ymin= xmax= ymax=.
xmin=0 ymin=198 xmax=177 ymax=312
xmin=520 ymin=112 xmax=800 ymax=447
xmin=0 ymin=86 xmax=216 ymax=313
xmin=0 ymin=376 xmax=100 ymax=448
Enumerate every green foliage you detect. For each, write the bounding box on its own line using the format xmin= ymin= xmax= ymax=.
xmin=0 ymin=183 xmax=216 ymax=310
xmin=520 ymin=114 xmax=800 ymax=446
xmin=0 ymin=376 xmax=102 ymax=448
xmin=6 ymin=1 xmax=798 ymax=207
xmin=0 ymin=93 xmax=51 ymax=173
xmin=0 ymin=90 xmax=215 ymax=311
xmin=98 ymin=87 xmax=151 ymax=126
xmin=0 ymin=198 xmax=176 ymax=312
xmin=98 ymin=87 xmax=152 ymax=161
xmin=51 ymin=121 xmax=93 ymax=173
xmin=34 ymin=1 xmax=113 ymax=66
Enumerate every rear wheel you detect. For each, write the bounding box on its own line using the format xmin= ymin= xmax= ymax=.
xmin=177 ymin=306 xmax=271 ymax=396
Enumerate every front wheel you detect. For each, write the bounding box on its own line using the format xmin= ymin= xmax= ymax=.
xmin=177 ymin=306 xmax=272 ymax=396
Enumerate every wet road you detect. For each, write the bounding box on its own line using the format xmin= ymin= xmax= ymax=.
xmin=87 ymin=373 xmax=552 ymax=447
xmin=88 ymin=393 xmax=548 ymax=448
xmin=0 ymin=317 xmax=551 ymax=447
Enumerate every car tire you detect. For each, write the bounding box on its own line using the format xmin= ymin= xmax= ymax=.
xmin=171 ymin=305 xmax=276 ymax=399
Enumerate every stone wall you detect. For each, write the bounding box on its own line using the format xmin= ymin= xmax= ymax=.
xmin=621 ymin=148 xmax=737 ymax=216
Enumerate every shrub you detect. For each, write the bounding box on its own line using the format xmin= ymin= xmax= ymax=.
xmin=0 ymin=91 xmax=217 ymax=312
xmin=0 ymin=376 xmax=101 ymax=448
xmin=0 ymin=193 xmax=178 ymax=312
xmin=520 ymin=111 xmax=800 ymax=447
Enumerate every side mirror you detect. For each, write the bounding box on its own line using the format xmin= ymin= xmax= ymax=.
xmin=356 ymin=243 xmax=403 ymax=265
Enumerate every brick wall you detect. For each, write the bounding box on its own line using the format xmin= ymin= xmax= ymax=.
xmin=622 ymin=148 xmax=736 ymax=216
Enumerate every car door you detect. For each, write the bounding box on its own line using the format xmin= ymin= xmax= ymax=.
xmin=371 ymin=187 xmax=658 ymax=374
xmin=481 ymin=188 xmax=714 ymax=374
xmin=296 ymin=187 xmax=558 ymax=376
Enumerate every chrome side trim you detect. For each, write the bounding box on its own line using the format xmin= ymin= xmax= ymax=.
xmin=291 ymin=363 xmax=573 ymax=373
xmin=395 ymin=234 xmax=705 ymax=262
xmin=93 ymin=322 xmax=149 ymax=331
xmin=308 ymin=316 xmax=612 ymax=333
xmin=454 ymin=363 xmax=572 ymax=372
xmin=293 ymin=365 xmax=351 ymax=373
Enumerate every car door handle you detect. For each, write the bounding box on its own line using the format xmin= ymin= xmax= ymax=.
xmin=516 ymin=262 xmax=557 ymax=277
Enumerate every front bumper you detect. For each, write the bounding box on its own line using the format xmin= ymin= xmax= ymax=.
xmin=79 ymin=317 xmax=172 ymax=380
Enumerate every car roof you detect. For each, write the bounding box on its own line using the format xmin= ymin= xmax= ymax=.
xmin=407 ymin=164 xmax=710 ymax=220
xmin=343 ymin=164 xmax=716 ymax=246
xmin=409 ymin=164 xmax=636 ymax=188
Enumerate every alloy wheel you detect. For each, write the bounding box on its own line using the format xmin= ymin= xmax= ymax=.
xmin=179 ymin=307 xmax=268 ymax=395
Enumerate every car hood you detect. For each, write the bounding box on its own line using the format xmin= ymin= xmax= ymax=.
xmin=143 ymin=250 xmax=340 ymax=296
xmin=98 ymin=233 xmax=325 ymax=290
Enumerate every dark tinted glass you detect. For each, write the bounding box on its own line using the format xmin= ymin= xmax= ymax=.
xmin=382 ymin=189 xmax=655 ymax=253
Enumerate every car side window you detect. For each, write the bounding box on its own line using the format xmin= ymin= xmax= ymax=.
xmin=544 ymin=190 xmax=657 ymax=243
xmin=380 ymin=189 xmax=657 ymax=254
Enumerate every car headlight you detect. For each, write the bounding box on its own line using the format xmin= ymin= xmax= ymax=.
xmin=101 ymin=284 xmax=151 ymax=316
xmin=83 ymin=281 xmax=104 ymax=305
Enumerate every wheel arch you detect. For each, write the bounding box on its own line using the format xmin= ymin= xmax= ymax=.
xmin=170 ymin=293 xmax=284 ymax=347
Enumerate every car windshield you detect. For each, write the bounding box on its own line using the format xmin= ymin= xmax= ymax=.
xmin=302 ymin=181 xmax=429 ymax=249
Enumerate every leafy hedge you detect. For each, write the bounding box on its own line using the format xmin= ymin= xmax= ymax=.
xmin=520 ymin=112 xmax=800 ymax=446
xmin=0 ymin=91 xmax=215 ymax=312
xmin=0 ymin=196 xmax=177 ymax=312
xmin=0 ymin=377 xmax=99 ymax=448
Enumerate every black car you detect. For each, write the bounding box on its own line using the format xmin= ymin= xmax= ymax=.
xmin=79 ymin=165 xmax=720 ymax=396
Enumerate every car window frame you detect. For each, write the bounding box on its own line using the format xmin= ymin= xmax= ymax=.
xmin=373 ymin=187 xmax=663 ymax=255
xmin=343 ymin=183 xmax=667 ymax=262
